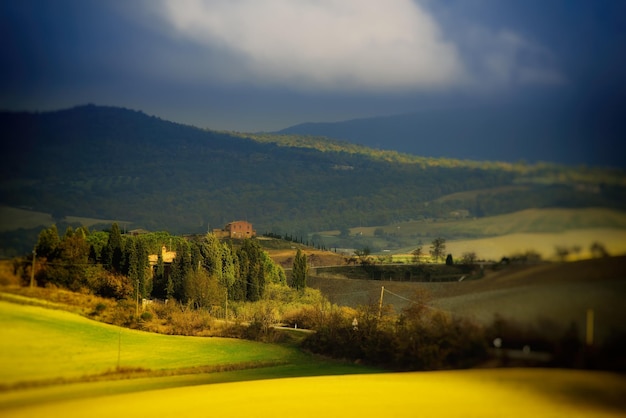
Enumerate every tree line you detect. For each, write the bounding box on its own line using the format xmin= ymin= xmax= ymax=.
xmin=28 ymin=223 xmax=292 ymax=309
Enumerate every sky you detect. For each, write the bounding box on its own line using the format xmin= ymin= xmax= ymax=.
xmin=1 ymin=0 xmax=625 ymax=145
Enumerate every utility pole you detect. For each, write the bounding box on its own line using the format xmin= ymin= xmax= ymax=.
xmin=586 ymin=308 xmax=594 ymax=346
xmin=30 ymin=250 xmax=36 ymax=288
xmin=378 ymin=286 xmax=385 ymax=319
xmin=225 ymin=295 xmax=228 ymax=322
xmin=136 ymin=279 xmax=139 ymax=317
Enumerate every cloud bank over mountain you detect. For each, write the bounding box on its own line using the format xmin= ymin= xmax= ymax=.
xmin=150 ymin=0 xmax=564 ymax=92
xmin=1 ymin=0 xmax=622 ymax=141
xmin=152 ymin=0 xmax=465 ymax=91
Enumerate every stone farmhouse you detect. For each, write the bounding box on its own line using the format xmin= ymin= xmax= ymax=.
xmin=146 ymin=221 xmax=256 ymax=268
xmin=213 ymin=220 xmax=256 ymax=239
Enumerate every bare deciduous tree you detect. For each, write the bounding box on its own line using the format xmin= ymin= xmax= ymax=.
xmin=429 ymin=238 xmax=446 ymax=263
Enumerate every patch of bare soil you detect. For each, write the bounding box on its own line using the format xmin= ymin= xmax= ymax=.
xmin=268 ymin=248 xmax=347 ymax=269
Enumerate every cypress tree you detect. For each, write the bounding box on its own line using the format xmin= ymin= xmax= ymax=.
xmin=292 ymin=248 xmax=307 ymax=291
xmin=123 ymin=237 xmax=137 ymax=278
xmin=136 ymin=239 xmax=150 ymax=298
xmin=240 ymin=239 xmax=266 ymax=301
xmin=201 ymin=233 xmax=223 ymax=280
xmin=153 ymin=248 xmax=166 ymax=299
xmin=190 ymin=242 xmax=202 ymax=272
xmin=235 ymin=249 xmax=249 ymax=302
xmin=103 ymin=223 xmax=123 ymax=272
xmin=170 ymin=242 xmax=191 ymax=302
xmin=220 ymin=243 xmax=236 ymax=297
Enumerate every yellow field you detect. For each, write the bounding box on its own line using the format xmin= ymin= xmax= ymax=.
xmin=350 ymin=207 xmax=626 ymax=239
xmin=1 ymin=278 xmax=626 ymax=417
xmin=2 ymin=369 xmax=624 ymax=418
xmin=444 ymin=228 xmax=626 ymax=261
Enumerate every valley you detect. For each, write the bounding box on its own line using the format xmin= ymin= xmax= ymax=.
xmin=2 ymin=105 xmax=625 ymax=244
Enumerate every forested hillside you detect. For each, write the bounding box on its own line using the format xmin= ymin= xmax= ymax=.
xmin=1 ymin=105 xmax=624 ymax=244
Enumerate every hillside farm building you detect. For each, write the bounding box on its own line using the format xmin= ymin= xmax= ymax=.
xmin=214 ymin=221 xmax=256 ymax=239
xmin=148 ymin=246 xmax=177 ymax=266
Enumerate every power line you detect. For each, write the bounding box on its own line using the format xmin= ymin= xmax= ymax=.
xmin=381 ymin=287 xmax=450 ymax=313
xmin=330 ymin=290 xmax=371 ymax=297
xmin=382 ymin=288 xmax=415 ymax=303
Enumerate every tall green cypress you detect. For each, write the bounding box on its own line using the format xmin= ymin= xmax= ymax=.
xmin=170 ymin=242 xmax=191 ymax=302
xmin=190 ymin=242 xmax=202 ymax=272
xmin=235 ymin=248 xmax=249 ymax=302
xmin=292 ymin=248 xmax=307 ymax=291
xmin=220 ymin=243 xmax=236 ymax=297
xmin=103 ymin=223 xmax=123 ymax=272
xmin=136 ymin=239 xmax=150 ymax=298
xmin=201 ymin=233 xmax=223 ymax=280
xmin=153 ymin=248 xmax=166 ymax=299
xmin=240 ymin=239 xmax=265 ymax=301
xmin=122 ymin=238 xmax=134 ymax=276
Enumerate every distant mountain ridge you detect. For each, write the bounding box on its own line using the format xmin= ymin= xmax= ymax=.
xmin=278 ymin=102 xmax=624 ymax=168
xmin=1 ymin=105 xmax=624 ymax=240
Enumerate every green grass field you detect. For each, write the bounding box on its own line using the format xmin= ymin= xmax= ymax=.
xmin=0 ymin=298 xmax=376 ymax=389
xmin=1 ymin=296 xmax=626 ymax=417
xmin=0 ymin=300 xmax=305 ymax=385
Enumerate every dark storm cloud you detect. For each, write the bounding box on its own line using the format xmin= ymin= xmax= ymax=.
xmin=0 ymin=0 xmax=624 ymax=162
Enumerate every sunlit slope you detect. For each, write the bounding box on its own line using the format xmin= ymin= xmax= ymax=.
xmin=3 ymin=369 xmax=625 ymax=418
xmin=431 ymin=257 xmax=626 ymax=340
xmin=356 ymin=208 xmax=626 ymax=239
xmin=444 ymin=228 xmax=626 ymax=261
xmin=309 ymin=256 xmax=626 ymax=343
xmin=333 ymin=208 xmax=626 ymax=260
xmin=0 ymin=300 xmax=296 ymax=385
xmin=444 ymin=207 xmax=626 ymax=236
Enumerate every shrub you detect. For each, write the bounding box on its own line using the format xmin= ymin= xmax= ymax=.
xmin=90 ymin=302 xmax=107 ymax=317
xmin=303 ymin=306 xmax=488 ymax=371
xmin=167 ymin=304 xmax=214 ymax=336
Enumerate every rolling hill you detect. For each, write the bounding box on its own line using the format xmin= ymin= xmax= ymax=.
xmin=309 ymin=256 xmax=626 ymax=344
xmin=1 ymin=105 xmax=625 ymax=257
xmin=1 ymin=297 xmax=624 ymax=417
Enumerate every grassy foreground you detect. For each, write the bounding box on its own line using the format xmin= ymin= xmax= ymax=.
xmin=2 ymin=296 xmax=626 ymax=417
xmin=0 ymin=300 xmax=293 ymax=385
xmin=0 ymin=299 xmax=372 ymax=389
xmin=2 ymin=369 xmax=625 ymax=418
